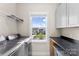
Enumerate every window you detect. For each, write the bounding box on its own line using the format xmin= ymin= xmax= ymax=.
xmin=31 ymin=15 xmax=47 ymax=40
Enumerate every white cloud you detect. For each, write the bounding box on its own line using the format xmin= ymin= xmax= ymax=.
xmin=43 ymin=19 xmax=46 ymax=22
xmin=41 ymin=24 xmax=46 ymax=27
xmin=33 ymin=24 xmax=46 ymax=28
xmin=33 ymin=24 xmax=41 ymax=27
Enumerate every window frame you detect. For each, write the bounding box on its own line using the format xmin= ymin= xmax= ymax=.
xmin=29 ymin=12 xmax=48 ymax=42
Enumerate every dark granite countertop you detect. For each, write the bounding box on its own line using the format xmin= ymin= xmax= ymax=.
xmin=0 ymin=36 xmax=29 ymax=56
xmin=50 ymin=36 xmax=79 ymax=56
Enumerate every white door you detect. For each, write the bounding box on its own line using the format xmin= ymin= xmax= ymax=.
xmin=68 ymin=3 xmax=79 ymax=27
xmin=56 ymin=3 xmax=67 ymax=28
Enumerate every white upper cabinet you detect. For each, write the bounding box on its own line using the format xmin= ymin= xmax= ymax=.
xmin=56 ymin=3 xmax=79 ymax=28
xmin=68 ymin=3 xmax=79 ymax=27
xmin=56 ymin=4 xmax=67 ymax=28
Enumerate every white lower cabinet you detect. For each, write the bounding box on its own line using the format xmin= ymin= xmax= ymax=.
xmin=32 ymin=42 xmax=50 ymax=56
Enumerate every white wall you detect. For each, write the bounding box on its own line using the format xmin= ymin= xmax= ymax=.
xmin=0 ymin=3 xmax=18 ymax=36
xmin=16 ymin=3 xmax=59 ymax=37
xmin=61 ymin=28 xmax=79 ymax=40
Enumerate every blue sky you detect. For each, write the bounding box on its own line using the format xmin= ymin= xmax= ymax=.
xmin=32 ymin=15 xmax=46 ymax=27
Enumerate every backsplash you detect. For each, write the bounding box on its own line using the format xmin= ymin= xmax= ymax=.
xmin=61 ymin=27 xmax=79 ymax=40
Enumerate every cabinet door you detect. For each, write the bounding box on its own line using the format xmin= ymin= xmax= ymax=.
xmin=56 ymin=3 xmax=67 ymax=28
xmin=50 ymin=39 xmax=56 ymax=56
xmin=50 ymin=39 xmax=54 ymax=56
xmin=69 ymin=3 xmax=79 ymax=27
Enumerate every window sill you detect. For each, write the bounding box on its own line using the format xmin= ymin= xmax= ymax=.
xmin=32 ymin=39 xmax=48 ymax=42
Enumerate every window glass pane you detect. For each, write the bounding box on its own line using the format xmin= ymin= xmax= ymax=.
xmin=32 ymin=16 xmax=46 ymax=27
xmin=32 ymin=15 xmax=46 ymax=40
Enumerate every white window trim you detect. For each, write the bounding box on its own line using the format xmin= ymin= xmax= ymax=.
xmin=29 ymin=12 xmax=49 ymax=42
